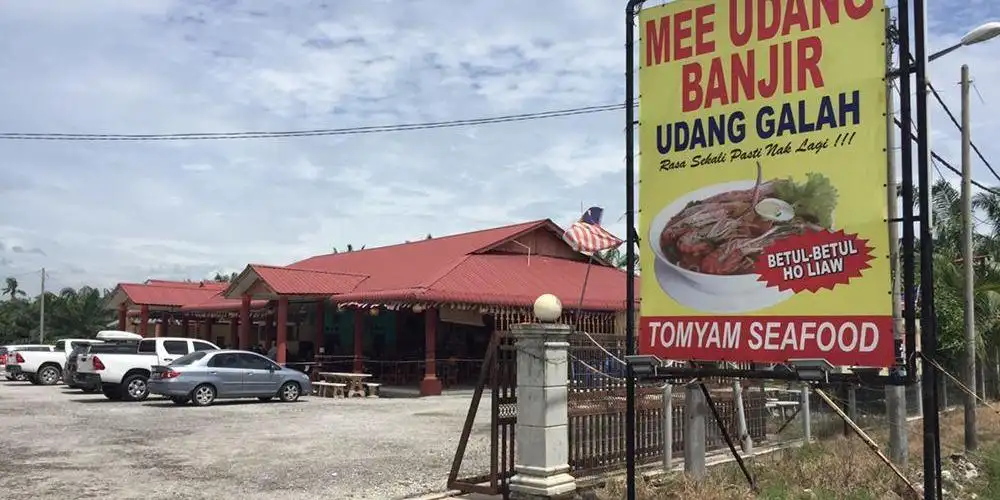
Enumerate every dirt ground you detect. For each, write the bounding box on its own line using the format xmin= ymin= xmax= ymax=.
xmin=0 ymin=381 xmax=490 ymax=500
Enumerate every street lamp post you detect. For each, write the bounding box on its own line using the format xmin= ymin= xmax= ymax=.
xmin=929 ymin=21 xmax=1000 ymax=61
xmin=919 ymin=21 xmax=1000 ymax=232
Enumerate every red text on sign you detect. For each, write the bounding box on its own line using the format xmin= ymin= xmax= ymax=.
xmin=644 ymin=0 xmax=876 ymax=112
xmin=638 ymin=316 xmax=894 ymax=367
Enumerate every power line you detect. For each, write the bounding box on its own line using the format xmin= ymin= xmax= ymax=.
xmin=932 ymin=150 xmax=1000 ymax=195
xmin=893 ymin=117 xmax=1000 ymax=195
xmin=928 ymin=83 xmax=1000 ymax=184
xmin=0 ymin=102 xmax=636 ymax=141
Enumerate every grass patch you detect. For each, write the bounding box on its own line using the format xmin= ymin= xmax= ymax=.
xmin=977 ymin=444 xmax=1000 ymax=498
xmin=595 ymin=406 xmax=1000 ymax=499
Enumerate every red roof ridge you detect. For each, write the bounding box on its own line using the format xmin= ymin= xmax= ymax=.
xmin=248 ymin=263 xmax=369 ymax=278
xmin=303 ymin=218 xmax=549 ymax=260
xmin=417 ymin=254 xmax=473 ymax=290
xmin=469 ymin=219 xmax=556 ymax=254
xmin=128 ymin=281 xmax=224 ymax=290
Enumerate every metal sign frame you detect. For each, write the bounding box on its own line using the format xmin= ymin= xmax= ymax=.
xmin=622 ymin=0 xmax=939 ymax=498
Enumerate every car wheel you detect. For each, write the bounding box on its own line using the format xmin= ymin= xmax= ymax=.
xmin=190 ymin=384 xmax=216 ymax=407
xmin=257 ymin=396 xmax=273 ymax=402
xmin=170 ymin=396 xmax=190 ymax=405
xmin=102 ymin=385 xmax=123 ymax=401
xmin=14 ymin=373 xmax=28 ymax=382
xmin=121 ymin=374 xmax=150 ymax=402
xmin=278 ymin=382 xmax=301 ymax=403
xmin=38 ymin=366 xmax=61 ymax=386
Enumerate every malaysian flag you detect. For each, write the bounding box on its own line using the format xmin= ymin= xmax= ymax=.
xmin=562 ymin=206 xmax=624 ymax=254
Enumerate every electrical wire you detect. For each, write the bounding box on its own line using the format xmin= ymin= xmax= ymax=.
xmin=928 ymin=84 xmax=1000 ymax=184
xmin=0 ymin=101 xmax=637 ymax=141
xmin=892 ymin=117 xmax=1000 ymax=195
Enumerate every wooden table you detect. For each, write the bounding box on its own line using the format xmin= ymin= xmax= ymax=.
xmin=318 ymin=372 xmax=373 ymax=398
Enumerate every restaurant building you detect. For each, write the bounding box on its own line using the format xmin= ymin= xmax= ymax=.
xmin=104 ymin=219 xmax=632 ymax=396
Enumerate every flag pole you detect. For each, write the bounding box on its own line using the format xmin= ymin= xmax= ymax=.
xmin=573 ymin=253 xmax=596 ymax=333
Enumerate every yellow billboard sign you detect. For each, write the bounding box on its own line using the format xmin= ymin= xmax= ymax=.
xmin=637 ymin=0 xmax=892 ymax=367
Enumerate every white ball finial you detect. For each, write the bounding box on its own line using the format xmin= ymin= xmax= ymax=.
xmin=533 ymin=294 xmax=563 ymax=322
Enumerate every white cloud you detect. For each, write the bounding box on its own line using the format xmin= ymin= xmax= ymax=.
xmin=0 ymin=0 xmax=997 ymax=295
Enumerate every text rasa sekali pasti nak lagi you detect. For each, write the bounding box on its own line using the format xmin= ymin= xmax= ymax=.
xmin=637 ymin=0 xmax=892 ymax=368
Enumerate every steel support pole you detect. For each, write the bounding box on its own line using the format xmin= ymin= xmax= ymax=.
xmin=623 ymin=1 xmax=644 ymax=498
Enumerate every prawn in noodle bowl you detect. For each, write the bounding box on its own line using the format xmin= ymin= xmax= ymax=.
xmin=658 ymin=172 xmax=825 ymax=276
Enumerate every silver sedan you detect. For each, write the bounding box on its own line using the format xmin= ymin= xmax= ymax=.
xmin=148 ymin=349 xmax=313 ymax=406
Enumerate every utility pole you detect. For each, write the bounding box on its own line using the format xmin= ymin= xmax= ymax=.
xmin=886 ymin=12 xmax=908 ymax=467
xmin=39 ymin=267 xmax=46 ymax=344
xmin=961 ymin=64 xmax=977 ymax=452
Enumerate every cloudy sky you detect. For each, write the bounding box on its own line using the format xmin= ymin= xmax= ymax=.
xmin=1 ymin=0 xmax=998 ymax=296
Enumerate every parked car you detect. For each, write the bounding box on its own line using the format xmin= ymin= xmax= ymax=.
xmin=1 ymin=345 xmax=53 ymax=381
xmin=148 ymin=350 xmax=312 ymax=406
xmin=76 ymin=337 xmax=219 ymax=402
xmin=6 ymin=339 xmax=98 ymax=385
xmin=67 ymin=331 xmax=142 ymax=392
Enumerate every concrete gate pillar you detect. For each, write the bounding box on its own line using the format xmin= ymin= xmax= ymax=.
xmin=509 ymin=321 xmax=577 ymax=499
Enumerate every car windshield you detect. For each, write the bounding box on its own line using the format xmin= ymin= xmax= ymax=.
xmin=169 ymin=351 xmax=207 ymax=366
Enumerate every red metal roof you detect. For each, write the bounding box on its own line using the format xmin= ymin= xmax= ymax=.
xmin=178 ymin=292 xmax=269 ymax=313
xmin=333 ymin=254 xmax=635 ymax=311
xmin=113 ymin=218 xmax=635 ymax=313
xmin=249 ymin=264 xmax=368 ymax=295
xmin=286 ymin=219 xmax=636 ymax=311
xmin=287 ymin=219 xmax=553 ymax=292
xmin=145 ymin=279 xmax=227 ymax=290
xmin=116 ymin=282 xmax=224 ymax=308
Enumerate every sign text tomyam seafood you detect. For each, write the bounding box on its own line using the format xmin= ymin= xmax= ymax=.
xmin=637 ymin=0 xmax=893 ymax=367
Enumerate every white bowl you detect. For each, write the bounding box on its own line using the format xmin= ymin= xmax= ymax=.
xmin=648 ymin=180 xmax=772 ymax=295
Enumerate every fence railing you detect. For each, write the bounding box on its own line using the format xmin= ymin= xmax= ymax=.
xmin=566 ymin=380 xmax=768 ymax=476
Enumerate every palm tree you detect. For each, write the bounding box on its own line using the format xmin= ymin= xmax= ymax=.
xmin=3 ymin=277 xmax=25 ymax=300
xmin=212 ymin=272 xmax=239 ymax=282
xmin=46 ymin=286 xmax=111 ymax=338
xmin=924 ymin=180 xmax=1000 ymax=367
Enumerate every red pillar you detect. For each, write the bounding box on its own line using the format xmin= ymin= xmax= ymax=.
xmin=314 ymin=301 xmax=326 ymax=357
xmin=181 ymin=317 xmax=190 ymax=337
xmin=229 ymin=316 xmax=239 ymax=348
xmin=239 ymin=295 xmax=250 ymax=349
xmin=117 ymin=304 xmax=127 ymax=330
xmin=276 ymin=297 xmax=288 ymax=365
xmin=420 ymin=308 xmax=442 ymax=396
xmin=265 ymin=307 xmax=274 ymax=347
xmin=202 ymin=318 xmax=215 ymax=342
xmin=353 ymin=309 xmax=364 ymax=373
xmin=139 ymin=305 xmax=150 ymax=337
xmin=154 ymin=320 xmax=164 ymax=338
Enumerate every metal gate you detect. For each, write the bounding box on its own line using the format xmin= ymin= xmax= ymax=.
xmin=447 ymin=310 xmax=621 ymax=497
xmin=446 ymin=329 xmax=517 ymax=496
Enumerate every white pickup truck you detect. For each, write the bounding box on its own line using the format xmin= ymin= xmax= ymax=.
xmin=1 ymin=344 xmax=53 ymax=381
xmin=6 ymin=338 xmax=101 ymax=385
xmin=76 ymin=337 xmax=219 ymax=401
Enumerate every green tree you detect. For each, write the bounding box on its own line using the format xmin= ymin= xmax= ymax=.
xmin=922 ymin=180 xmax=1000 ymax=368
xmin=212 ymin=272 xmax=238 ymax=282
xmin=3 ymin=277 xmax=25 ymax=300
xmin=0 ymin=279 xmax=112 ymax=343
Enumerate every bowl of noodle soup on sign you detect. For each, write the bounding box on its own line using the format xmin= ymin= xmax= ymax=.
xmin=648 ymin=172 xmax=837 ymax=299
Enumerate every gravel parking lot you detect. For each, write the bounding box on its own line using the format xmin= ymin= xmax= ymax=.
xmin=0 ymin=381 xmax=490 ymax=500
